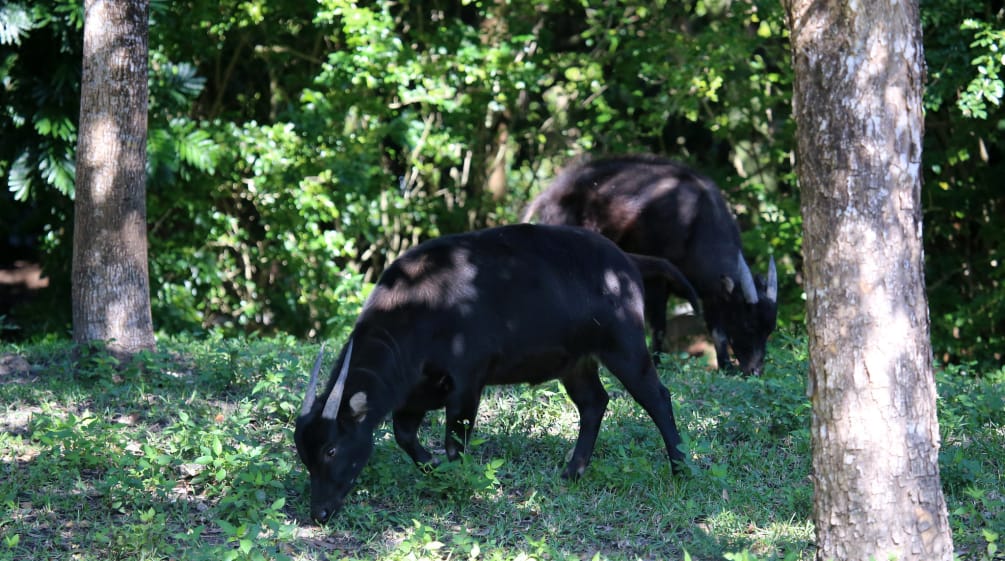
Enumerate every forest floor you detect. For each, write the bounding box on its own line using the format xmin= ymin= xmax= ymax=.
xmin=0 ymin=332 xmax=1002 ymax=560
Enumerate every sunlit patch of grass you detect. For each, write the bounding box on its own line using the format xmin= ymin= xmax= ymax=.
xmin=0 ymin=332 xmax=1000 ymax=560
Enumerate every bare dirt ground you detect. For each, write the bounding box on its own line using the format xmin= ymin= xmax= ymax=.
xmin=0 ymin=353 xmax=42 ymax=438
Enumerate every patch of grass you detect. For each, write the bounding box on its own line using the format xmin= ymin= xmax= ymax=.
xmin=0 ymin=330 xmax=1001 ymax=560
xmin=935 ymin=362 xmax=1005 ymax=560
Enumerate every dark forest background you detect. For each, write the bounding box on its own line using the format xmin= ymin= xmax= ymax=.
xmin=1 ymin=0 xmax=1002 ymax=366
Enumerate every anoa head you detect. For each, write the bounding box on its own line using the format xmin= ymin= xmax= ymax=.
xmin=294 ymin=341 xmax=373 ymax=523
xmin=715 ymin=253 xmax=779 ymax=375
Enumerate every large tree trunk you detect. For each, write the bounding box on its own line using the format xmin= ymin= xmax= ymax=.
xmin=72 ymin=0 xmax=155 ymax=355
xmin=785 ymin=0 xmax=954 ymax=559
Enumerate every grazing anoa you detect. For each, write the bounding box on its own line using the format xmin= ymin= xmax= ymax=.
xmin=295 ymin=224 xmax=694 ymax=523
xmin=524 ymin=154 xmax=778 ymax=374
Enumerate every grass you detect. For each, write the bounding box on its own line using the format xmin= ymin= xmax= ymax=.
xmin=0 ymin=330 xmax=1002 ymax=561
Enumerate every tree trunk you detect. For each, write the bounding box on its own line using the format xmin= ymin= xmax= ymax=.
xmin=72 ymin=0 xmax=155 ymax=355
xmin=785 ymin=0 xmax=954 ymax=559
xmin=480 ymin=0 xmax=510 ymax=204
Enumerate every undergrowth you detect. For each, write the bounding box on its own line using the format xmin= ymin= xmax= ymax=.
xmin=0 ymin=331 xmax=1001 ymax=560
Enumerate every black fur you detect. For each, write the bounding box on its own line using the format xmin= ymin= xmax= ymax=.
xmin=295 ymin=224 xmax=689 ymax=523
xmin=524 ymin=154 xmax=778 ymax=374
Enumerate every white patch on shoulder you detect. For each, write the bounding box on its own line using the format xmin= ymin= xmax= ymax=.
xmin=349 ymin=391 xmax=368 ymax=422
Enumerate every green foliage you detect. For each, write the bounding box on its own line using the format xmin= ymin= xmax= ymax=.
xmin=2 ymin=0 xmax=805 ymax=341
xmin=0 ymin=0 xmax=1002 ymax=366
xmin=0 ymin=4 xmax=39 ymax=46
xmin=921 ymin=0 xmax=1005 ymax=366
xmin=957 ymin=18 xmax=1005 ymax=119
xmin=0 ymin=0 xmax=81 ymax=203
xmin=414 ymin=447 xmax=505 ymax=504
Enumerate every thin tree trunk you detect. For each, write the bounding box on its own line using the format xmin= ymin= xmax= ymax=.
xmin=72 ymin=0 xmax=155 ymax=355
xmin=481 ymin=0 xmax=510 ymax=204
xmin=785 ymin=0 xmax=954 ymax=559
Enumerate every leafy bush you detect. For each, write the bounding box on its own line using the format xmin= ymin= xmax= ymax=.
xmin=921 ymin=0 xmax=1005 ymax=365
xmin=2 ymin=0 xmax=801 ymax=341
xmin=2 ymin=0 xmax=1004 ymax=367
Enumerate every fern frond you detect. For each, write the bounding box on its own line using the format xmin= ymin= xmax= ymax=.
xmin=0 ymin=3 xmax=38 ymax=46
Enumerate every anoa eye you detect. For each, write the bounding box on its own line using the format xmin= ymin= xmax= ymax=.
xmin=326 ymin=446 xmax=337 ymax=458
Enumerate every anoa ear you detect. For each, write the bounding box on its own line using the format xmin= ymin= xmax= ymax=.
xmin=349 ymin=391 xmax=368 ymax=422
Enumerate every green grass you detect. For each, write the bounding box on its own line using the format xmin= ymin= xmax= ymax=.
xmin=0 ymin=331 xmax=1002 ymax=561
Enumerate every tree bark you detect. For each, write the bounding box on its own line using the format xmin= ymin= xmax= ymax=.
xmin=785 ymin=0 xmax=954 ymax=559
xmin=480 ymin=0 xmax=510 ymax=203
xmin=72 ymin=0 xmax=155 ymax=355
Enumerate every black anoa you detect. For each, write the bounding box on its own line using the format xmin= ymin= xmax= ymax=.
xmin=524 ymin=154 xmax=778 ymax=375
xmin=295 ymin=224 xmax=695 ymax=523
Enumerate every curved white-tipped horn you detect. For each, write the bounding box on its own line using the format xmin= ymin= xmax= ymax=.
xmin=736 ymin=250 xmax=759 ymax=304
xmin=300 ymin=342 xmax=326 ymax=417
xmin=321 ymin=339 xmax=354 ymax=421
xmin=766 ymin=256 xmax=778 ymax=303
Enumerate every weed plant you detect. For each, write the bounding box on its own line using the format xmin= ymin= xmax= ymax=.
xmin=0 ymin=330 xmax=1001 ymax=560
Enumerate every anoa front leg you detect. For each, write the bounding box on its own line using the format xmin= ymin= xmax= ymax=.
xmin=710 ymin=325 xmax=733 ymax=371
xmin=559 ymin=362 xmax=610 ymax=479
xmin=392 ymin=409 xmax=437 ymax=467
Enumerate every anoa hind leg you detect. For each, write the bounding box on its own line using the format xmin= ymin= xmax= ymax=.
xmin=559 ymin=359 xmax=610 ymax=479
xmin=599 ymin=344 xmax=686 ymax=473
